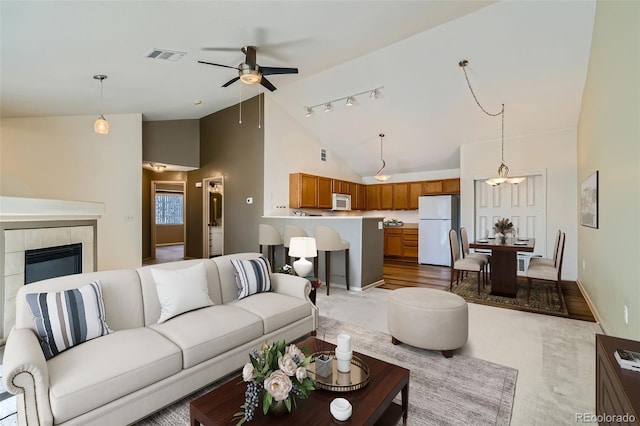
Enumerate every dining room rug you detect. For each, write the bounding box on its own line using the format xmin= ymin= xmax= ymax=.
xmin=135 ymin=316 xmax=517 ymax=426
xmin=451 ymin=274 xmax=569 ymax=317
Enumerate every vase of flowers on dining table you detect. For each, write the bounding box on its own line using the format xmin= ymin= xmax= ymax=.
xmin=493 ymin=218 xmax=514 ymax=244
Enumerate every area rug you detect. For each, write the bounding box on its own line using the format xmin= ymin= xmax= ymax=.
xmin=451 ymin=274 xmax=569 ymax=318
xmin=135 ymin=316 xmax=517 ymax=426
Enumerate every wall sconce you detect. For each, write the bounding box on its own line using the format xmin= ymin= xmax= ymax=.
xmin=303 ymin=86 xmax=383 ymax=117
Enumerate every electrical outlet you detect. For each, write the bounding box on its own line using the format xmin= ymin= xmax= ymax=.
xmin=378 ymin=221 xmax=383 ymax=230
xmin=624 ymin=305 xmax=629 ymax=325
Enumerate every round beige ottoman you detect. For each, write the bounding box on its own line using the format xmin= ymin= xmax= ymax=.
xmin=387 ymin=287 xmax=468 ymax=358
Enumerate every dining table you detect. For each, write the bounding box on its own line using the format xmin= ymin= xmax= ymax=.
xmin=469 ymin=237 xmax=535 ymax=297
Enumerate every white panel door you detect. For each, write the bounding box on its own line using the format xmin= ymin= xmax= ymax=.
xmin=474 ymin=175 xmax=546 ymax=258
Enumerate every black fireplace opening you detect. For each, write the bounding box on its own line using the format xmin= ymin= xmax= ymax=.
xmin=25 ymin=243 xmax=83 ymax=284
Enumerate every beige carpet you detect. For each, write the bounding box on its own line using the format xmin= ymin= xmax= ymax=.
xmin=316 ymin=285 xmax=603 ymax=426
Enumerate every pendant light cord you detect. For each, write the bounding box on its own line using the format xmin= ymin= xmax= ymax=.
xmin=460 ymin=62 xmax=506 ymax=162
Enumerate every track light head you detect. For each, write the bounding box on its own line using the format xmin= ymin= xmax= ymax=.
xmin=369 ymin=89 xmax=378 ymax=99
xmin=304 ymin=107 xmax=312 ymax=117
xmin=324 ymin=103 xmax=332 ymax=112
xmin=345 ymin=96 xmax=355 ymax=106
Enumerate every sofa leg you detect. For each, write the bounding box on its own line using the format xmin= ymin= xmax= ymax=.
xmin=442 ymin=350 xmax=454 ymax=358
xmin=391 ymin=336 xmax=401 ymax=345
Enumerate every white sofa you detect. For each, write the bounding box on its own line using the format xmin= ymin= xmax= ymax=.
xmin=2 ymin=253 xmax=318 ymax=426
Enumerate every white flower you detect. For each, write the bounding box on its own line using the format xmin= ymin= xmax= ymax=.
xmin=242 ymin=362 xmax=254 ymax=382
xmin=278 ymin=354 xmax=297 ymax=376
xmin=295 ymin=367 xmax=307 ymax=381
xmin=264 ymin=370 xmax=292 ymax=401
xmin=286 ymin=344 xmax=305 ymax=364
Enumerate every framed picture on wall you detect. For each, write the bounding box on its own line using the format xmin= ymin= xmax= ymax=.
xmin=580 ymin=171 xmax=598 ymax=229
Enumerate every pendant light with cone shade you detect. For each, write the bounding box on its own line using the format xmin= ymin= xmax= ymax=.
xmin=374 ymin=133 xmax=390 ymax=182
xmin=459 ymin=60 xmax=524 ymax=185
xmin=93 ymin=75 xmax=109 ymax=135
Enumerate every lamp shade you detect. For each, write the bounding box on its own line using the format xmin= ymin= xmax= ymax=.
xmin=288 ymin=237 xmax=317 ymax=258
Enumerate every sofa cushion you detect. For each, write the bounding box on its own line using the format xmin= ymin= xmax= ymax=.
xmin=25 ymin=281 xmax=112 ymax=360
xmin=150 ymin=304 xmax=263 ymax=369
xmin=229 ymin=292 xmax=312 ymax=334
xmin=47 ymin=327 xmax=181 ymax=423
xmin=231 ymin=256 xmax=272 ymax=299
xmin=150 ymin=262 xmax=214 ymax=323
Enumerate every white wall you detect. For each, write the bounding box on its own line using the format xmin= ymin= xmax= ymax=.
xmin=0 ymin=114 xmax=143 ymax=270
xmin=460 ymin=128 xmax=578 ymax=280
xmin=263 ymin=97 xmax=362 ymax=216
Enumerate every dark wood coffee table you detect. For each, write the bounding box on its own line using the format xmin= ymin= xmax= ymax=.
xmin=190 ymin=336 xmax=409 ymax=425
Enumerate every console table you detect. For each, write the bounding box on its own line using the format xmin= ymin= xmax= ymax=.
xmin=595 ymin=334 xmax=640 ymax=425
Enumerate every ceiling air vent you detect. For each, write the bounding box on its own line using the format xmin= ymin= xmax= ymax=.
xmin=145 ymin=48 xmax=186 ymax=62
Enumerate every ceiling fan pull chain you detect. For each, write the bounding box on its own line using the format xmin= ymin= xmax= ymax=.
xmin=258 ymin=85 xmax=261 ymax=129
xmin=239 ymin=85 xmax=242 ymax=124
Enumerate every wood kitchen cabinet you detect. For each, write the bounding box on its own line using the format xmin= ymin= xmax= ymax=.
xmin=289 ymin=173 xmax=332 ymax=209
xmin=384 ymin=225 xmax=419 ymax=259
xmin=318 ymin=176 xmax=332 ymax=209
xmin=366 ymin=185 xmax=381 ymax=210
xmin=596 ymin=334 xmax=640 ymax=424
xmin=349 ymin=183 xmax=366 ymax=210
xmin=443 ymin=178 xmax=460 ymax=194
xmin=423 ymin=180 xmax=443 ymax=194
xmin=380 ymin=184 xmax=393 ymax=210
xmin=332 ymin=179 xmax=350 ymax=194
xmin=392 ymin=183 xmax=408 ymax=210
xmin=384 ymin=228 xmax=404 ymax=257
xmin=408 ymin=182 xmax=423 ymax=209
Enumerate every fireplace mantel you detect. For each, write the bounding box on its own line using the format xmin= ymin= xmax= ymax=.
xmin=0 ymin=196 xmax=105 ymax=222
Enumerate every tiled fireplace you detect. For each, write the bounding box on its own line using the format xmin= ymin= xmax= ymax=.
xmin=0 ymin=196 xmax=104 ymax=343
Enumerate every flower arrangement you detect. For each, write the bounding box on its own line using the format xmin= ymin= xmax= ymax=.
xmin=493 ymin=218 xmax=514 ymax=239
xmin=234 ymin=340 xmax=315 ymax=424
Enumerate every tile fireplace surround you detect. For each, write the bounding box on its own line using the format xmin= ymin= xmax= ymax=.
xmin=0 ymin=196 xmax=104 ymax=343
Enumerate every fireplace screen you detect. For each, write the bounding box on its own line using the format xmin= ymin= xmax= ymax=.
xmin=25 ymin=243 xmax=82 ymax=284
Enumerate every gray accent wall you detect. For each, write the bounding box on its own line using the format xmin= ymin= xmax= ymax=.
xmin=186 ymin=95 xmax=264 ymax=258
xmin=143 ymin=119 xmax=200 ymax=168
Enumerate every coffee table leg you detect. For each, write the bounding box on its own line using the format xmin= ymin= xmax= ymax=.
xmin=402 ymin=382 xmax=409 ymax=425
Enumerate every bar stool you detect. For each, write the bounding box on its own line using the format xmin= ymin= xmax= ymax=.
xmin=313 ymin=226 xmax=350 ymax=295
xmin=283 ymin=225 xmax=308 ymax=265
xmin=258 ymin=224 xmax=282 ymax=269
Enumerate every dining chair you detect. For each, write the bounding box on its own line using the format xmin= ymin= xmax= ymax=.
xmin=529 ymin=229 xmax=561 ymax=268
xmin=526 ymin=232 xmax=566 ymax=308
xmin=449 ymin=229 xmax=485 ymax=294
xmin=460 ymin=227 xmax=490 ymax=285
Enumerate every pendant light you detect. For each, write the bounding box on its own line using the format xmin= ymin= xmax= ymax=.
xmin=375 ymin=133 xmax=390 ymax=182
xmin=93 ymin=75 xmax=109 ymax=135
xmin=459 ymin=60 xmax=524 ymax=185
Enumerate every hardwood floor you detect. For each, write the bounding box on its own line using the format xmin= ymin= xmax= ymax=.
xmin=380 ymin=259 xmax=596 ymax=322
xmin=143 ymin=244 xmax=185 ymax=265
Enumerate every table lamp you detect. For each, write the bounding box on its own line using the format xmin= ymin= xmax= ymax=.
xmin=288 ymin=237 xmax=317 ymax=277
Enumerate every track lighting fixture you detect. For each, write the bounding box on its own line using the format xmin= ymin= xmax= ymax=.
xmin=458 ymin=60 xmax=524 ymax=185
xmin=93 ymin=75 xmax=109 ymax=135
xmin=303 ymin=86 xmax=383 ymax=117
xmin=374 ymin=133 xmax=390 ymax=182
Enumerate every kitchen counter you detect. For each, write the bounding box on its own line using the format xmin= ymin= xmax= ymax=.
xmin=384 ymin=222 xmax=418 ymax=229
xmin=261 ymin=216 xmax=385 ymax=291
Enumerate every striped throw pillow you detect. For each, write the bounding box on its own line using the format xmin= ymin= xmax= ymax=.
xmin=26 ymin=281 xmax=112 ymax=360
xmin=231 ymin=256 xmax=272 ymax=299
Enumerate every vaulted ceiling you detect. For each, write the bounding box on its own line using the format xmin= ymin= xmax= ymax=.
xmin=0 ymin=1 xmax=596 ymax=177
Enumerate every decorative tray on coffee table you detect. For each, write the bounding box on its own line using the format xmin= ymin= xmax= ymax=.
xmin=309 ymin=351 xmax=370 ymax=392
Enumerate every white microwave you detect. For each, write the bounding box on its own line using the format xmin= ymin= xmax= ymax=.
xmin=332 ymin=193 xmax=351 ymax=211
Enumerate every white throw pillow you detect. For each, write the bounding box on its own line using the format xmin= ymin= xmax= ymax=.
xmin=151 ymin=262 xmax=213 ymax=323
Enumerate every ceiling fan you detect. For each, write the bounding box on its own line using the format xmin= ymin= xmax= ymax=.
xmin=198 ymin=46 xmax=298 ymax=92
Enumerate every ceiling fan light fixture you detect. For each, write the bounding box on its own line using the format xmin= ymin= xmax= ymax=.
xmin=93 ymin=74 xmax=109 ymax=135
xmin=239 ymin=68 xmax=261 ymax=85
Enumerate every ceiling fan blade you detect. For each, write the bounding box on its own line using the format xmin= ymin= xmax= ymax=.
xmin=242 ymin=46 xmax=257 ymax=69
xmin=259 ymin=66 xmax=299 ymax=76
xmin=198 ymin=60 xmax=239 ymax=70
xmin=222 ymin=76 xmax=240 ymax=88
xmin=260 ymin=77 xmax=277 ymax=92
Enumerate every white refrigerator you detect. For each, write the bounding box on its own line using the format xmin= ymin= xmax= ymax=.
xmin=418 ymin=195 xmax=459 ymax=266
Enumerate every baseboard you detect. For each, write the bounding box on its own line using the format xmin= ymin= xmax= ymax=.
xmin=361 ymin=279 xmax=385 ymax=291
xmin=576 ymin=279 xmax=606 ymax=334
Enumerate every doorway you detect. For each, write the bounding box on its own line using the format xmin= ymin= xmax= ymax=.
xmin=203 ymin=176 xmax=224 ymax=258
xmin=150 ymin=180 xmax=186 ymax=261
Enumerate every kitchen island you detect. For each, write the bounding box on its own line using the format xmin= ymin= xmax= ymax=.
xmin=260 ymin=216 xmax=385 ymax=291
